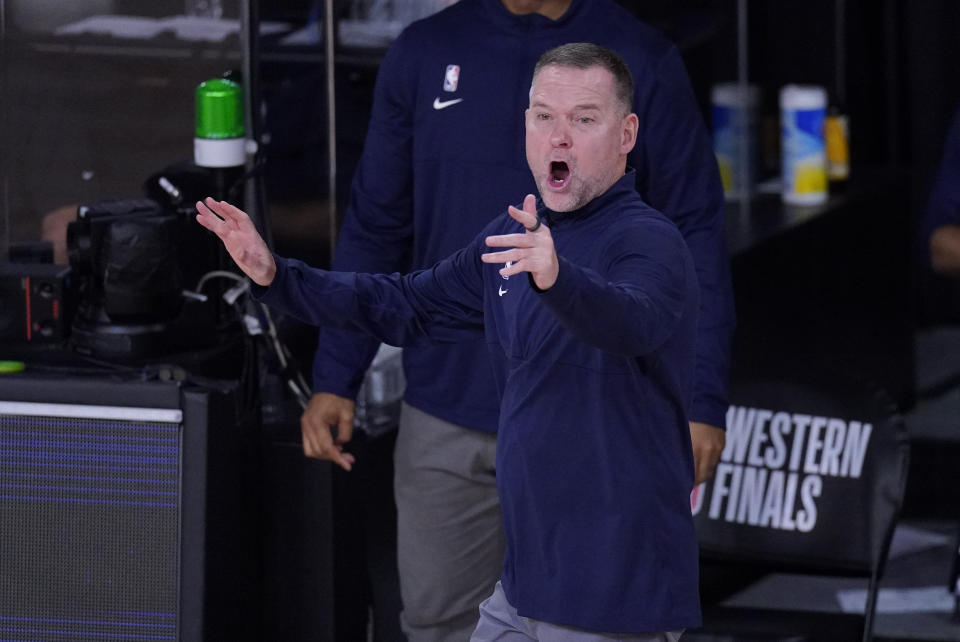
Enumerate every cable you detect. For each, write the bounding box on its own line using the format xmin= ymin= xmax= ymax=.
xmin=256 ymin=301 xmax=310 ymax=408
xmin=220 ymin=281 xmax=311 ymax=410
xmin=226 ymin=156 xmax=266 ymax=205
xmin=195 ymin=269 xmax=247 ymax=293
xmin=188 ymin=268 xmax=312 ymax=410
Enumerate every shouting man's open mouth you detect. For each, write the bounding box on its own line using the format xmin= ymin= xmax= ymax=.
xmin=547 ymin=161 xmax=570 ymax=190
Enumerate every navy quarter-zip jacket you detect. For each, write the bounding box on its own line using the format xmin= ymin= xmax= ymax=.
xmin=312 ymin=0 xmax=735 ymax=434
xmin=258 ymin=172 xmax=702 ymax=632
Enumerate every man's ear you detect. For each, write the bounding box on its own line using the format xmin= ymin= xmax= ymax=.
xmin=621 ymin=113 xmax=639 ymax=153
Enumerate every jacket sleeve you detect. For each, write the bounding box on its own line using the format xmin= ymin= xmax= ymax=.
xmin=631 ymin=45 xmax=736 ymax=429
xmin=537 ymin=221 xmax=693 ymax=357
xmin=256 ymin=244 xmax=485 ymax=349
xmin=311 ymin=30 xmax=419 ymax=399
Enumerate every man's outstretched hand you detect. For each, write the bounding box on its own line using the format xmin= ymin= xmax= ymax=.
xmin=481 ymin=194 xmax=559 ymax=291
xmin=195 ymin=197 xmax=276 ymax=286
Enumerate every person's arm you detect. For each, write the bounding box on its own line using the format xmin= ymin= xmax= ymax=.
xmin=632 ymin=44 xmax=734 ymax=482
xmin=305 ymin=32 xmax=419 ymax=467
xmin=261 ymin=253 xmax=485 ymax=344
xmin=195 ymin=198 xmax=484 ymax=347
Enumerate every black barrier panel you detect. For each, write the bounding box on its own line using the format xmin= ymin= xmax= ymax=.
xmin=0 ymin=372 xmax=263 ymax=642
xmin=693 ymin=373 xmax=910 ymax=577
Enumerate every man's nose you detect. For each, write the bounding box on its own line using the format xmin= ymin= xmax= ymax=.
xmin=549 ymin=121 xmax=572 ymax=147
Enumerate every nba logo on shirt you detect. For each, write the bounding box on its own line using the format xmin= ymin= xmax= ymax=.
xmin=443 ymin=65 xmax=460 ymax=92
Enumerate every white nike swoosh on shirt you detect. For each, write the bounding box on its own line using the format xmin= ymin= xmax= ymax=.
xmin=433 ymin=97 xmax=464 ymax=110
xmin=498 ymin=286 xmax=508 ymax=297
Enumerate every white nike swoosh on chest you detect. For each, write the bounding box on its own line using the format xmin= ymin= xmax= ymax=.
xmin=498 ymin=285 xmax=508 ymax=297
xmin=433 ymin=97 xmax=464 ymax=110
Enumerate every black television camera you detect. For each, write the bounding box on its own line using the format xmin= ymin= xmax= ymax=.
xmin=67 ymin=198 xmax=182 ymax=357
xmin=63 ymin=164 xmax=242 ymax=360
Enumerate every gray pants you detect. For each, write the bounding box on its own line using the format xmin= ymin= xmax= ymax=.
xmin=472 ymin=582 xmax=684 ymax=642
xmin=395 ymin=403 xmax=504 ymax=642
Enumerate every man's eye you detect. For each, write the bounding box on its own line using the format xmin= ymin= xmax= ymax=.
xmin=537 ymin=113 xmax=551 ymax=121
xmin=577 ymin=117 xmax=594 ymax=124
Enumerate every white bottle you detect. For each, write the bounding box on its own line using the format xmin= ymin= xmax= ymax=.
xmin=712 ymin=83 xmax=759 ymax=201
xmin=354 ymin=343 xmax=405 ymax=438
xmin=780 ymin=85 xmax=828 ymax=206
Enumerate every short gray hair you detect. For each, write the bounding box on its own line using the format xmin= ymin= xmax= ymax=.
xmin=533 ymin=43 xmax=634 ymax=117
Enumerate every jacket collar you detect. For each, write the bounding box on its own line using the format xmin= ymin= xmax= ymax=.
xmin=478 ymin=0 xmax=587 ymax=35
xmin=539 ymin=169 xmax=637 ymax=227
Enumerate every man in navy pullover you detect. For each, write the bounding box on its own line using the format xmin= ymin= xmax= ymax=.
xmin=198 ymin=43 xmax=699 ymax=640
xmin=303 ymin=1 xmax=734 ymax=638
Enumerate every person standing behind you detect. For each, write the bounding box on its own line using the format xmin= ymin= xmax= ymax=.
xmin=303 ymin=2 xmax=735 ymax=639
xmin=926 ymin=104 xmax=960 ymax=276
xmin=197 ymin=43 xmax=702 ymax=640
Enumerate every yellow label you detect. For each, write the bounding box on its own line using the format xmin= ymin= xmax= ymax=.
xmin=717 ymin=157 xmax=733 ymax=193
xmin=794 ymin=162 xmax=827 ymax=193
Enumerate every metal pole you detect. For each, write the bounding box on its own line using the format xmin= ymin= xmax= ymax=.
xmin=0 ymin=0 xmax=9 ymax=255
xmin=883 ymin=0 xmax=900 ymax=166
xmin=325 ymin=0 xmax=337 ymax=264
xmin=737 ymin=0 xmax=750 ymax=215
xmin=835 ymin=0 xmax=846 ymax=107
xmin=239 ymin=0 xmax=272 ymax=243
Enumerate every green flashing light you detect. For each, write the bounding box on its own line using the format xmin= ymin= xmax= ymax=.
xmin=195 ymin=78 xmax=245 ymax=139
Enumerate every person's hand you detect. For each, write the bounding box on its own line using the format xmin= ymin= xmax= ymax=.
xmin=690 ymin=421 xmax=725 ymax=485
xmin=481 ymin=194 xmax=559 ymax=290
xmin=930 ymin=224 xmax=960 ymax=277
xmin=301 ymin=392 xmax=357 ymax=471
xmin=195 ymin=197 xmax=276 ymax=286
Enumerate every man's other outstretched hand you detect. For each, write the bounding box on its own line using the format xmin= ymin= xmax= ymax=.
xmin=195 ymin=198 xmax=277 ymax=286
